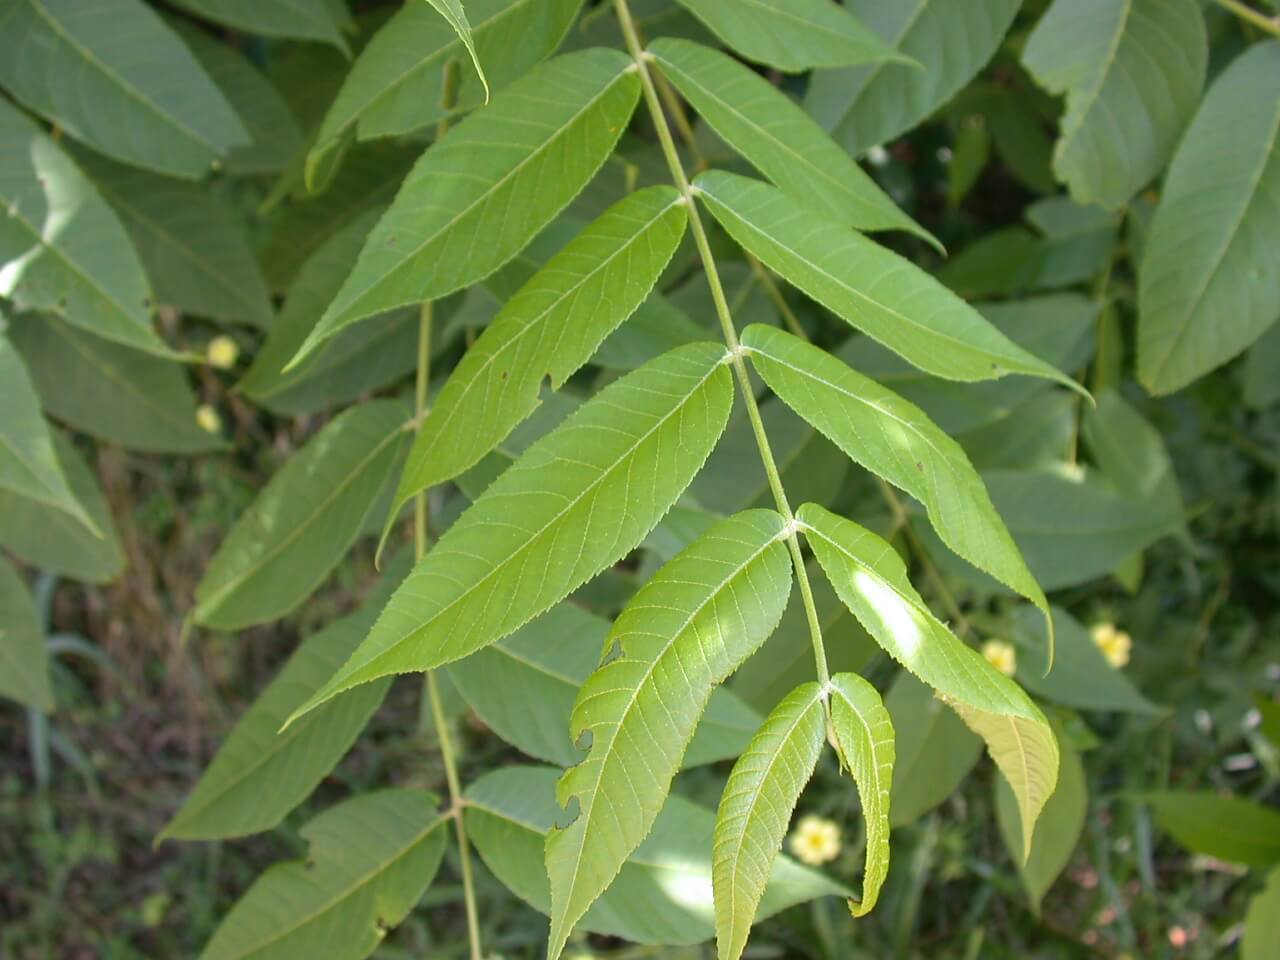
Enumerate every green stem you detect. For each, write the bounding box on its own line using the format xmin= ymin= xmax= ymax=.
xmin=615 ymin=0 xmax=829 ymax=686
xmin=415 ymin=305 xmax=483 ymax=960
xmin=1213 ymin=0 xmax=1280 ymax=34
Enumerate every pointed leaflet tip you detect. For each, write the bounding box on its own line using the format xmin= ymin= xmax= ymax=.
xmin=420 ymin=0 xmax=490 ymax=102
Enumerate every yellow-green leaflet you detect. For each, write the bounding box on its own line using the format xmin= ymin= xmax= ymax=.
xmin=799 ymin=502 xmax=1058 ymax=858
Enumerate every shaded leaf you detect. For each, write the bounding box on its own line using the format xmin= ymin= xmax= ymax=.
xmin=981 ymin=469 xmax=1181 ymax=590
xmin=0 ymin=432 xmax=124 ymax=584
xmin=714 ymin=681 xmax=826 ymax=960
xmin=799 ymin=502 xmax=1058 ymax=857
xmin=77 ymin=151 xmax=273 ymax=329
xmin=200 ymin=790 xmax=448 ymax=960
xmin=295 ymin=49 xmax=640 ymax=360
xmin=1244 ymin=867 xmax=1280 ymax=960
xmin=9 ymin=314 xmax=223 ymax=454
xmin=288 ymin=342 xmax=734 ymax=722
xmin=161 ymin=558 xmax=408 ymax=841
xmin=465 ymin=766 xmax=846 ymax=946
xmin=0 ymin=556 xmax=53 ymax=711
xmin=806 ymin=0 xmax=1021 ymax=155
xmin=649 ymin=38 xmax=932 ymax=245
xmin=445 ymin=601 xmax=763 ymax=768
xmin=1137 ymin=40 xmax=1280 ymax=394
xmin=695 ymin=171 xmax=1079 ymax=388
xmin=307 ymin=0 xmax=583 ymax=190
xmin=238 ymin=207 xmax=419 ymax=416
xmin=169 ymin=0 xmax=349 ymax=50
xmin=996 ymin=726 xmax=1086 ymax=914
xmin=742 ymin=324 xmax=1050 ymax=640
xmin=0 ymin=329 xmax=94 ymax=530
xmin=0 ymin=0 xmax=249 ymax=179
xmin=671 ymin=0 xmax=905 ymax=73
xmin=1023 ymin=0 xmax=1206 ymax=209
xmin=1144 ymin=792 xmax=1280 ymax=867
xmin=193 ymin=401 xmax=408 ymax=630
xmin=828 ymin=671 xmax=894 ymax=917
xmin=885 ymin=670 xmax=981 ymax=826
xmin=1010 ymin=605 xmax=1163 ymax=716
xmin=1082 ymin=388 xmax=1183 ymax=519
xmin=0 ymin=99 xmax=168 ymax=357
xmin=545 ymin=510 xmax=794 ymax=959
xmin=390 ymin=185 xmax=686 ymax=517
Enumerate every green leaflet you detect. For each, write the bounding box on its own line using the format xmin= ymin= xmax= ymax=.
xmin=286 ymin=342 xmax=734 ymax=724
xmin=169 ymin=0 xmax=349 ymax=50
xmin=885 ymin=670 xmax=981 ymax=826
xmin=172 ymin=20 xmax=302 ymax=177
xmin=293 ymin=49 xmax=640 ymax=362
xmin=546 ymin=510 xmax=795 ymax=960
xmin=1010 ymin=605 xmax=1163 ymax=716
xmin=1144 ymin=793 xmax=1280 ymax=867
xmin=741 ymin=324 xmax=1051 ymax=649
xmin=671 ymin=0 xmax=904 ymax=73
xmin=0 ymin=556 xmax=53 ymax=712
xmin=420 ymin=0 xmax=490 ymax=103
xmin=238 ymin=208 xmax=420 ymax=417
xmin=9 ymin=314 xmax=223 ymax=454
xmin=995 ymin=728 xmax=1086 ymax=915
xmin=798 ymin=502 xmax=1058 ymax=857
xmin=1022 ymin=0 xmax=1206 ymax=210
xmin=0 ymin=0 xmax=249 ymax=180
xmin=1082 ymin=388 xmax=1184 ymax=520
xmin=0 ymin=432 xmax=124 ymax=585
xmin=713 ymin=682 xmax=826 ymax=960
xmin=648 ymin=38 xmax=934 ymax=247
xmin=466 ymin=766 xmax=846 ymax=946
xmin=76 ymin=150 xmax=273 ymax=330
xmin=828 ymin=672 xmax=894 ymax=917
xmin=1137 ymin=41 xmax=1280 ymax=394
xmin=445 ymin=601 xmax=764 ymax=769
xmin=980 ymin=469 xmax=1182 ymax=591
xmin=806 ymin=0 xmax=1021 ymax=156
xmin=1244 ymin=867 xmax=1280 ymax=960
xmin=0 ymin=100 xmax=172 ymax=358
xmin=307 ymin=0 xmax=583 ymax=191
xmin=1244 ymin=322 xmax=1280 ymax=410
xmin=0 ymin=330 xmax=95 ymax=532
xmin=388 ymin=185 xmax=687 ymax=521
xmin=694 ymin=171 xmax=1079 ymax=389
xmin=193 ymin=401 xmax=408 ymax=630
xmin=199 ymin=790 xmax=448 ymax=960
xmin=161 ymin=557 xmax=408 ymax=841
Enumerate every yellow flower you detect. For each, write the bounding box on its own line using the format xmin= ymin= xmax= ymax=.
xmin=981 ymin=640 xmax=1017 ymax=677
xmin=206 ymin=335 xmax=239 ymax=370
xmin=1091 ymin=623 xmax=1132 ymax=669
xmin=196 ymin=404 xmax=222 ymax=434
xmin=788 ymin=815 xmax=841 ymax=866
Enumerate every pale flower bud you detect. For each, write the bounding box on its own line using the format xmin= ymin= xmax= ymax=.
xmin=981 ymin=639 xmax=1017 ymax=677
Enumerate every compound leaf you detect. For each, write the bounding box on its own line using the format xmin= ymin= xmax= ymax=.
xmin=546 ymin=509 xmax=794 ymax=960
xmin=288 ymin=342 xmax=734 ymax=724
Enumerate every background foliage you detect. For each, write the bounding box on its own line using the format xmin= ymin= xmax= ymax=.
xmin=1 ymin=0 xmax=1278 ymax=958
